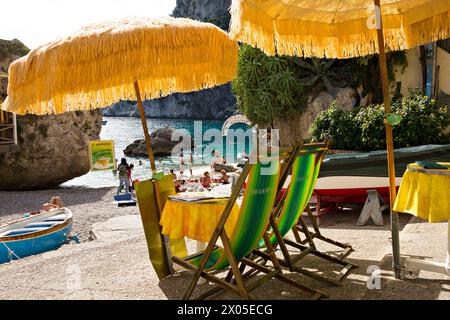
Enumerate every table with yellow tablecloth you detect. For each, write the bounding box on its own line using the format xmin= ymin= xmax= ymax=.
xmin=393 ymin=162 xmax=450 ymax=277
xmin=393 ymin=162 xmax=450 ymax=223
xmin=160 ymin=198 xmax=240 ymax=243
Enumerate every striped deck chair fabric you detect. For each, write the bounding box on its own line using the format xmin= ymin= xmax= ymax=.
xmin=187 ymin=161 xmax=280 ymax=271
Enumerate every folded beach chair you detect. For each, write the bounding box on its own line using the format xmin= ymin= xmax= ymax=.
xmin=172 ymin=157 xmax=327 ymax=300
xmin=253 ymin=142 xmax=357 ymax=286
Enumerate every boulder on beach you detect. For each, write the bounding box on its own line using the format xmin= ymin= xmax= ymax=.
xmin=0 ymin=110 xmax=102 ymax=191
xmin=213 ymin=163 xmax=237 ymax=173
xmin=123 ymin=127 xmax=193 ymax=157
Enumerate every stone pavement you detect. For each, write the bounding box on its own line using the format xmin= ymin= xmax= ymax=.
xmin=0 ymin=210 xmax=449 ymax=300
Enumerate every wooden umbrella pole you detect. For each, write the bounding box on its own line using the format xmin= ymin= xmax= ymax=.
xmin=134 ymin=80 xmax=157 ymax=174
xmin=374 ymin=0 xmax=402 ymax=279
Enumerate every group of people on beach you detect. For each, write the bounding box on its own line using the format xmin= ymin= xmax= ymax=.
xmin=170 ymin=150 xmax=231 ymax=192
xmin=116 ymin=149 xmax=242 ymax=194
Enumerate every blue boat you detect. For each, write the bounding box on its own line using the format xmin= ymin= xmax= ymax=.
xmin=0 ymin=208 xmax=73 ymax=264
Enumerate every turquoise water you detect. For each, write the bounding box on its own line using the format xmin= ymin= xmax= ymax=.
xmin=63 ymin=117 xmax=252 ymax=188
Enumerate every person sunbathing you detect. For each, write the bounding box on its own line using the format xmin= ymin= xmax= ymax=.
xmin=41 ymin=196 xmax=64 ymax=212
xmin=200 ymin=171 xmax=212 ymax=188
xmin=218 ymin=170 xmax=230 ymax=184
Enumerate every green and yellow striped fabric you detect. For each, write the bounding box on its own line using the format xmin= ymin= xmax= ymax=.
xmin=269 ymin=146 xmax=325 ymax=245
xmin=188 ymin=161 xmax=280 ymax=271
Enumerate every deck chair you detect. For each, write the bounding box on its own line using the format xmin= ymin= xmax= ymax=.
xmin=252 ymin=142 xmax=357 ymax=286
xmin=172 ymin=158 xmax=327 ymax=300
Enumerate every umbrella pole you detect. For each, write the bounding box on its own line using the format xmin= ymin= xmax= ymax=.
xmin=133 ymin=80 xmax=157 ymax=173
xmin=374 ymin=0 xmax=402 ymax=279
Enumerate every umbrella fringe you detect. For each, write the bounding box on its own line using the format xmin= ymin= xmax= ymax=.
xmin=230 ymin=0 xmax=450 ymax=59
xmin=1 ymin=17 xmax=238 ymax=115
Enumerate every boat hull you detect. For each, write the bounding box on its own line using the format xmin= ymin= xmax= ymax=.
xmin=0 ymin=209 xmax=73 ymax=264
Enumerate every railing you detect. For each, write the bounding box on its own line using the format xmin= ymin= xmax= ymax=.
xmin=0 ymin=110 xmax=17 ymax=145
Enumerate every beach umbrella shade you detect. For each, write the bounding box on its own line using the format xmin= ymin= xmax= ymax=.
xmin=0 ymin=16 xmax=238 ymax=279
xmin=1 ymin=16 xmax=239 ymax=173
xmin=229 ymin=0 xmax=450 ymax=279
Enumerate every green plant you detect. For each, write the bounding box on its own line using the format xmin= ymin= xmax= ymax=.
xmin=288 ymin=58 xmax=347 ymax=91
xmin=311 ymin=90 xmax=449 ymax=151
xmin=387 ymin=51 xmax=408 ymax=81
xmin=232 ymin=45 xmax=307 ymax=127
xmin=393 ymin=89 xmax=449 ymax=147
xmin=310 ymin=102 xmax=362 ymax=150
xmin=354 ymin=104 xmax=386 ymax=150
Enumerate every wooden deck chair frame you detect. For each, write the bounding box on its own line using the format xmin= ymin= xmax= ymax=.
xmin=252 ymin=141 xmax=357 ymax=286
xmin=172 ymin=152 xmax=327 ymax=300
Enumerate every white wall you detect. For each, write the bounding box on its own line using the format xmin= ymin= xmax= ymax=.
xmin=393 ymin=47 xmax=423 ymax=97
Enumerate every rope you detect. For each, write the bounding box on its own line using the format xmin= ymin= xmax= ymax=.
xmin=0 ymin=238 xmax=21 ymax=261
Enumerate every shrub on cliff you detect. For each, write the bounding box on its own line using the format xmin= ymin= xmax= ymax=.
xmin=310 ymin=102 xmax=362 ymax=150
xmin=311 ymin=90 xmax=450 ymax=151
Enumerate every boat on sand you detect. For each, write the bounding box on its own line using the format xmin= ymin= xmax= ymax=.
xmin=0 ymin=208 xmax=73 ymax=264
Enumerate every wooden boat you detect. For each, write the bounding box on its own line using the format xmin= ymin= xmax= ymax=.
xmin=0 ymin=208 xmax=73 ymax=264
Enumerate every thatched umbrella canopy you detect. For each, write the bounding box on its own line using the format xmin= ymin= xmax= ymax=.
xmin=229 ymin=0 xmax=449 ymax=279
xmin=229 ymin=0 xmax=449 ymax=59
xmin=3 ymin=16 xmax=238 ymax=115
xmin=1 ymin=16 xmax=238 ymax=172
xmin=1 ymin=16 xmax=239 ymax=279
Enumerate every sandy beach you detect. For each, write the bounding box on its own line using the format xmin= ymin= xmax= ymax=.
xmin=1 ymin=191 xmax=449 ymax=300
xmin=0 ymin=187 xmax=138 ymax=242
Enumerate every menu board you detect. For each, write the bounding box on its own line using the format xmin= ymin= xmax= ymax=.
xmin=88 ymin=140 xmax=117 ymax=171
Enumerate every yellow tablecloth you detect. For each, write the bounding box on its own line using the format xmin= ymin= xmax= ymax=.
xmin=160 ymin=198 xmax=240 ymax=243
xmin=393 ymin=163 xmax=450 ymax=223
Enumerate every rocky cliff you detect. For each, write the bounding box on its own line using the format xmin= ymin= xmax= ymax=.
xmin=103 ymin=83 xmax=236 ymax=120
xmin=0 ymin=39 xmax=29 ymax=101
xmin=0 ymin=38 xmax=102 ymax=190
xmin=173 ymin=0 xmax=232 ymax=30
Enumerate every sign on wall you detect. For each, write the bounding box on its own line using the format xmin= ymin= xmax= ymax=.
xmin=88 ymin=140 xmax=117 ymax=171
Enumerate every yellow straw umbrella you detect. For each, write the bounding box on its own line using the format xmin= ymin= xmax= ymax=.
xmin=229 ymin=0 xmax=450 ymax=279
xmin=1 ymin=16 xmax=238 ymax=279
xmin=1 ymin=16 xmax=238 ymax=172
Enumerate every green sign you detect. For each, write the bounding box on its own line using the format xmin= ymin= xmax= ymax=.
xmin=88 ymin=140 xmax=116 ymax=171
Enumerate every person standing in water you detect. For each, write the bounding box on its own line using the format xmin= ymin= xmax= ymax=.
xmin=187 ymin=153 xmax=193 ymax=176
xmin=179 ymin=152 xmax=185 ymax=175
xmin=117 ymin=158 xmax=129 ymax=194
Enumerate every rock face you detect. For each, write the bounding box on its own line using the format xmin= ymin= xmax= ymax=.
xmin=124 ymin=127 xmax=193 ymax=157
xmin=0 ymin=110 xmax=102 ymax=190
xmin=103 ymin=84 xmax=237 ymax=120
xmin=273 ymin=87 xmax=360 ymax=145
xmin=173 ymin=0 xmax=232 ymax=30
xmin=0 ymin=38 xmax=103 ymax=191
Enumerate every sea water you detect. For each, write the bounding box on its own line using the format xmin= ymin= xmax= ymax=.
xmin=62 ymin=117 xmax=252 ymax=188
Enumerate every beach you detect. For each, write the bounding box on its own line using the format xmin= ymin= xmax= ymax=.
xmin=1 ymin=190 xmax=449 ymax=300
xmin=0 ymin=187 xmax=137 ymax=242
